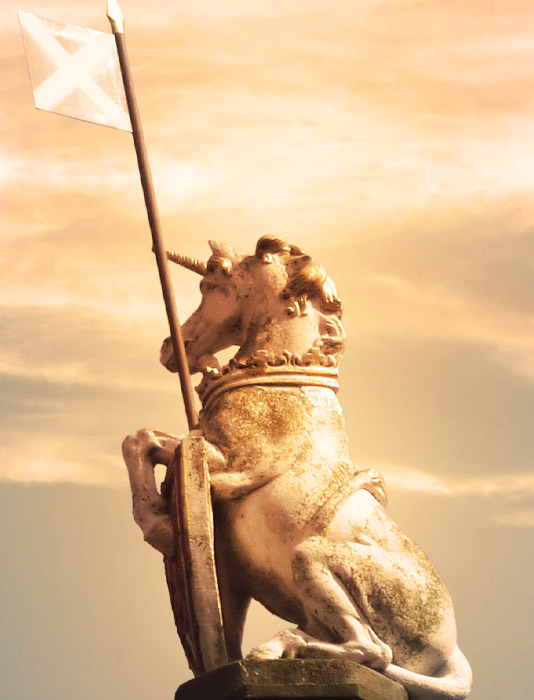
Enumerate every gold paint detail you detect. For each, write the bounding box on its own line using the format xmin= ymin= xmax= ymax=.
xmin=197 ymin=348 xmax=339 ymax=411
xmin=107 ymin=0 xmax=124 ymax=35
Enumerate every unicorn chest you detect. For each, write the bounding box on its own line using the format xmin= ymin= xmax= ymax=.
xmin=200 ymin=384 xmax=353 ymax=500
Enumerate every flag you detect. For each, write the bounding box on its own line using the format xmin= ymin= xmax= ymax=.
xmin=19 ymin=11 xmax=131 ymax=132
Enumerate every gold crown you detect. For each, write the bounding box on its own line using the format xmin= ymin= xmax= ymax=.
xmin=197 ymin=348 xmax=340 ymax=412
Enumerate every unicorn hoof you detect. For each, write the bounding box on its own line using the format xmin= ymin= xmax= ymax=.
xmin=247 ymin=629 xmax=307 ymax=660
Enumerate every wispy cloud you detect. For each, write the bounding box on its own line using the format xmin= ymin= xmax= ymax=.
xmin=377 ymin=461 xmax=534 ymax=499
xmin=0 ymin=149 xmax=136 ymax=194
xmin=5 ymin=0 xmax=534 ymax=235
xmin=333 ymin=196 xmax=534 ymax=383
xmin=0 ymin=444 xmax=124 ymax=487
xmin=0 ymin=147 xmax=214 ymax=215
xmin=0 ymin=305 xmax=177 ymax=391
xmin=0 ymin=349 xmax=171 ymax=393
xmin=365 ymin=461 xmax=534 ymax=527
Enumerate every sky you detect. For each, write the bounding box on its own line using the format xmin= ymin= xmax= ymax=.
xmin=1 ymin=0 xmax=533 ymax=698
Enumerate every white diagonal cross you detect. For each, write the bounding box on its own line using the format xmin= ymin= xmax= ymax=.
xmin=20 ymin=12 xmax=131 ymax=131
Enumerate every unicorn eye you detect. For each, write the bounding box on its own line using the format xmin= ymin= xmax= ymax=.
xmin=200 ymin=278 xmax=216 ymax=293
xmin=206 ymin=256 xmax=232 ymax=277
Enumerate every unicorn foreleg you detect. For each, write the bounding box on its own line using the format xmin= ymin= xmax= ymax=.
xmin=122 ymin=428 xmax=182 ymax=557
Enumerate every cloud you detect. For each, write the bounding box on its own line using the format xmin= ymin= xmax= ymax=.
xmin=338 ymin=334 xmax=534 ymax=484
xmin=0 ymin=302 xmax=192 ymax=489
xmin=0 ymin=149 xmax=137 ymax=194
xmin=5 ymin=0 xmax=533 ymax=236
xmin=379 ymin=462 xmax=534 ymax=498
xmin=0 ymin=146 xmax=214 ymax=216
xmin=3 ymin=0 xmax=533 ymax=306
xmin=372 ymin=461 xmax=534 ymax=530
xmin=0 ymin=443 xmax=123 ymax=486
xmin=327 ymin=195 xmax=534 ymax=384
xmin=0 ymin=195 xmax=205 ymax=329
xmin=0 ymin=305 xmax=175 ymax=391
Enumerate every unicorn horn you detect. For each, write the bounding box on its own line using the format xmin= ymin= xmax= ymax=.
xmin=167 ymin=250 xmax=207 ymax=275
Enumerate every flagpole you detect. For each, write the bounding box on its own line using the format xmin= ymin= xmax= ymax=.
xmin=107 ymin=0 xmax=198 ymax=430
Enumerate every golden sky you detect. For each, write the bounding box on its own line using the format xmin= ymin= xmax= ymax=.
xmin=1 ymin=1 xmax=533 ymax=698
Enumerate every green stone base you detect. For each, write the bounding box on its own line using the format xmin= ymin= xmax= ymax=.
xmin=175 ymin=659 xmax=408 ymax=700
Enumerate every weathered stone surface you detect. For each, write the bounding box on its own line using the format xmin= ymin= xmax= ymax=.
xmin=123 ymin=236 xmax=473 ymax=700
xmin=175 ymin=660 xmax=408 ymax=700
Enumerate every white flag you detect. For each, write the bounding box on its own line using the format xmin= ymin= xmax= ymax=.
xmin=19 ymin=11 xmax=131 ymax=132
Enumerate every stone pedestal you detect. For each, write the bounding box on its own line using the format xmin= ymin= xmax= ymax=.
xmin=175 ymin=659 xmax=408 ymax=700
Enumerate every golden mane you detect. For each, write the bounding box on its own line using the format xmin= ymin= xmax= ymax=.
xmin=255 ymin=235 xmax=342 ymax=317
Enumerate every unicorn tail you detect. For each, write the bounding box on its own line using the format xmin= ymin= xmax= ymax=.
xmin=383 ymin=646 xmax=473 ymax=700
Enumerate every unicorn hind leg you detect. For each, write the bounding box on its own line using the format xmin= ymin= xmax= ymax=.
xmin=291 ymin=536 xmax=393 ymax=669
xmin=248 ymin=536 xmax=392 ymax=670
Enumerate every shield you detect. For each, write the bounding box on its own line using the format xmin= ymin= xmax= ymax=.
xmin=162 ymin=435 xmax=229 ymax=676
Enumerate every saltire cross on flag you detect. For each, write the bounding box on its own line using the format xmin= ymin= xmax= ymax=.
xmin=19 ymin=11 xmax=132 ymax=131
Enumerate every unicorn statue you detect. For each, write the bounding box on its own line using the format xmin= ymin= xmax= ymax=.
xmin=122 ymin=236 xmax=472 ymax=700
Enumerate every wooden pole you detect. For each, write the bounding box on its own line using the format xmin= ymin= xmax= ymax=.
xmin=107 ymin=0 xmax=198 ymax=430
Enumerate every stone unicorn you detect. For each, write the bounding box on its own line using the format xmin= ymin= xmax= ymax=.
xmin=122 ymin=236 xmax=472 ymax=700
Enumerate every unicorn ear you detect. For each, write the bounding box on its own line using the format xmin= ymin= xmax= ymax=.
xmin=208 ymin=240 xmax=246 ymax=264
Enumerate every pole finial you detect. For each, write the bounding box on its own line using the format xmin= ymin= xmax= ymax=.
xmin=107 ymin=0 xmax=124 ymax=34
